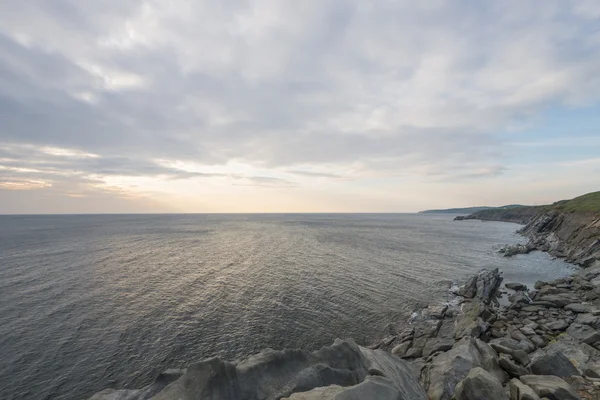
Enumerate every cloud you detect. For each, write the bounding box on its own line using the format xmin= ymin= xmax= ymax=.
xmin=0 ymin=0 xmax=599 ymax=211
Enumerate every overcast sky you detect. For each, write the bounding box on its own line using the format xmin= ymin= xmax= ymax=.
xmin=0 ymin=0 xmax=599 ymax=213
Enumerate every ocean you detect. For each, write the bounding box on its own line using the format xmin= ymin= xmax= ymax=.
xmin=0 ymin=213 xmax=576 ymax=399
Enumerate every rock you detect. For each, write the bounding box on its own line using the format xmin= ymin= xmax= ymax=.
xmin=529 ymin=351 xmax=580 ymax=377
xmin=575 ymin=313 xmax=600 ymax=327
xmin=457 ymin=269 xmax=503 ymax=304
xmin=509 ymin=378 xmax=541 ymax=400
xmin=510 ymin=292 xmax=532 ymax=305
xmin=423 ymin=304 xmax=448 ymax=319
xmin=520 ymin=326 xmax=537 ymax=336
xmin=404 ymin=347 xmax=422 ymax=359
xmin=519 ymin=375 xmax=581 ymax=400
xmin=535 ymin=295 xmax=572 ymax=308
xmin=454 ymin=367 xmax=508 ymax=400
xmin=534 ymin=281 xmax=547 ymax=290
xmin=566 ymin=323 xmax=600 ymax=345
xmin=530 ymin=335 xmax=547 ymax=348
xmin=499 ymin=354 xmax=529 ymax=378
xmin=123 ymin=339 xmax=429 ymax=400
xmin=422 ymin=337 xmax=455 ymax=357
xmin=423 ymin=337 xmax=506 ymax=400
xmin=490 ymin=343 xmax=530 ymax=366
xmin=392 ymin=341 xmax=411 ymax=358
xmin=499 ymin=244 xmax=532 ymax=257
xmin=565 ymin=304 xmax=598 ymax=314
xmin=491 ymin=337 xmax=534 ymax=354
xmin=89 ymin=369 xmax=185 ymax=400
xmin=546 ymin=319 xmax=570 ymax=331
xmin=538 ymin=286 xmax=560 ymax=296
xmin=506 ymin=283 xmax=528 ymax=291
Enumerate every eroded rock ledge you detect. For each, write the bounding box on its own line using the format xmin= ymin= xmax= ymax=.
xmin=90 ymin=267 xmax=600 ymax=400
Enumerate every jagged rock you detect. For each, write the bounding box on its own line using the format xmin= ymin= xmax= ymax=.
xmin=454 ymin=367 xmax=508 ymax=400
xmin=506 ymin=283 xmax=528 ymax=291
xmin=534 ymin=281 xmax=547 ymax=290
xmin=529 ymin=352 xmax=580 ymax=377
xmin=490 ymin=343 xmax=530 ymax=366
xmin=457 ymin=269 xmax=503 ymax=304
xmin=110 ymin=339 xmax=430 ymax=400
xmin=519 ymin=375 xmax=581 ymax=400
xmin=510 ymin=292 xmax=532 ymax=305
xmin=491 ymin=338 xmax=534 ymax=354
xmin=509 ymin=378 xmax=541 ymax=400
xmin=454 ymin=301 xmax=490 ymax=339
xmin=404 ymin=347 xmax=422 ymax=359
xmin=422 ymin=337 xmax=455 ymax=357
xmin=499 ymin=244 xmax=532 ymax=257
xmin=89 ymin=369 xmax=185 ymax=400
xmin=423 ymin=337 xmax=506 ymax=400
xmin=499 ymin=354 xmax=529 ymax=378
xmin=546 ymin=319 xmax=570 ymax=331
xmin=565 ymin=304 xmax=599 ymax=314
xmin=574 ymin=313 xmax=600 ymax=327
xmin=529 ymin=335 xmax=547 ymax=348
xmin=392 ymin=341 xmax=411 ymax=358
xmin=423 ymin=304 xmax=448 ymax=319
xmin=566 ymin=323 xmax=600 ymax=345
xmin=535 ymin=295 xmax=572 ymax=308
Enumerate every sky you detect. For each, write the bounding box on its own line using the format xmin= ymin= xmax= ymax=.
xmin=0 ymin=0 xmax=599 ymax=213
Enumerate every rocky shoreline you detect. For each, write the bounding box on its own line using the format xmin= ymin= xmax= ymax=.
xmin=91 ymin=265 xmax=600 ymax=400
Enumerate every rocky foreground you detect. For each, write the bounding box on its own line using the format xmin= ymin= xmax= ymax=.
xmin=91 ymin=264 xmax=600 ymax=400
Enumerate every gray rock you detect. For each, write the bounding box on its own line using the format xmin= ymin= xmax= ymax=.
xmin=454 ymin=367 xmax=508 ymax=400
xmin=457 ymin=269 xmax=503 ymax=304
xmin=519 ymin=375 xmax=581 ymax=400
xmin=566 ymin=323 xmax=600 ymax=345
xmin=520 ymin=326 xmax=537 ymax=336
xmin=391 ymin=341 xmax=411 ymax=358
xmin=529 ymin=351 xmax=580 ymax=377
xmin=499 ymin=244 xmax=532 ymax=257
xmin=506 ymin=283 xmax=528 ymax=291
xmin=510 ymin=292 xmax=532 ymax=305
xmin=538 ymin=286 xmax=560 ymax=296
xmin=509 ymin=378 xmax=541 ymax=400
xmin=534 ymin=281 xmax=547 ymax=290
xmin=491 ymin=337 xmax=534 ymax=354
xmin=422 ymin=337 xmax=455 ymax=357
xmin=535 ymin=295 xmax=572 ymax=308
xmin=529 ymin=335 xmax=547 ymax=348
xmin=89 ymin=369 xmax=185 ymax=400
xmin=423 ymin=304 xmax=448 ymax=319
xmin=574 ymin=313 xmax=600 ymax=327
xmin=565 ymin=303 xmax=598 ymax=314
xmin=499 ymin=354 xmax=529 ymax=378
xmin=423 ymin=337 xmax=505 ymax=400
xmin=546 ymin=319 xmax=570 ymax=331
xmin=490 ymin=343 xmax=530 ymax=366
xmin=404 ymin=347 xmax=422 ymax=359
xmin=104 ymin=339 xmax=429 ymax=400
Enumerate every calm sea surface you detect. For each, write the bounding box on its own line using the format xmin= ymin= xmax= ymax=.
xmin=0 ymin=214 xmax=576 ymax=399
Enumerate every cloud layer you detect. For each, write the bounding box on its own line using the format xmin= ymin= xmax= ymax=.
xmin=1 ymin=0 xmax=599 ymax=212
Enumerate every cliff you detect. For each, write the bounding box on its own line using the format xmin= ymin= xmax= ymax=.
xmin=456 ymin=191 xmax=600 ymax=267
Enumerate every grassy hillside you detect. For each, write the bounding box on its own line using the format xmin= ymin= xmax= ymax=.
xmin=550 ymin=191 xmax=600 ymax=213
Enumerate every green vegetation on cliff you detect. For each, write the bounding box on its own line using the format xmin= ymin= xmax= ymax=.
xmin=550 ymin=191 xmax=600 ymax=213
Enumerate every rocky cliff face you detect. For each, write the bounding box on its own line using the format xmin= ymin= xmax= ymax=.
xmin=520 ymin=211 xmax=600 ymax=267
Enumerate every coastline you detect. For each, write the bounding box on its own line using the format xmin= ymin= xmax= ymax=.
xmin=89 ymin=210 xmax=600 ymax=400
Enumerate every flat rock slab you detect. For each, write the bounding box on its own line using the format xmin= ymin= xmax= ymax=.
xmin=519 ymin=375 xmax=581 ymax=400
xmin=567 ymin=323 xmax=600 ymax=345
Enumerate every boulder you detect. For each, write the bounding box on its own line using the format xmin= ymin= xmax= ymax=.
xmin=454 ymin=301 xmax=490 ymax=339
xmin=391 ymin=341 xmax=411 ymax=358
xmin=491 ymin=337 xmax=534 ymax=354
xmin=529 ymin=351 xmax=580 ymax=377
xmin=422 ymin=337 xmax=455 ymax=357
xmin=453 ymin=367 xmax=508 ymax=400
xmin=423 ymin=337 xmax=505 ymax=400
xmin=499 ymin=354 xmax=529 ymax=378
xmin=499 ymin=244 xmax=532 ymax=257
xmin=144 ymin=339 xmax=428 ymax=400
xmin=565 ymin=304 xmax=599 ymax=314
xmin=566 ymin=323 xmax=600 ymax=345
xmin=423 ymin=304 xmax=448 ymax=319
xmin=89 ymin=369 xmax=185 ymax=400
xmin=535 ymin=295 xmax=571 ymax=308
xmin=574 ymin=313 xmax=600 ymax=327
xmin=546 ymin=319 xmax=570 ymax=331
xmin=508 ymin=378 xmax=541 ymax=400
xmin=490 ymin=343 xmax=530 ymax=366
xmin=506 ymin=283 xmax=528 ymax=291
xmin=519 ymin=375 xmax=581 ymax=400
xmin=457 ymin=269 xmax=503 ymax=304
